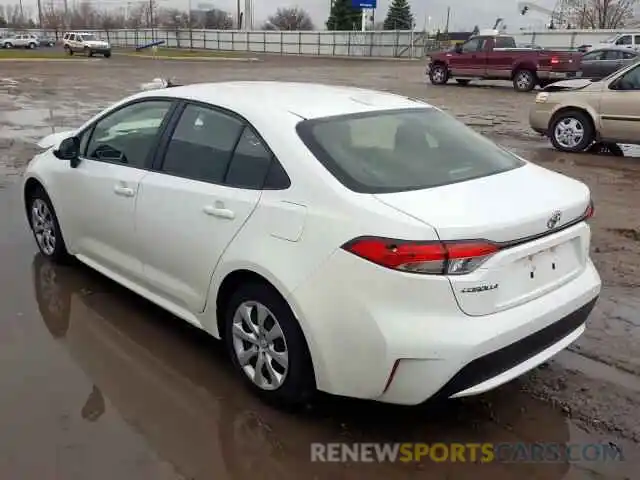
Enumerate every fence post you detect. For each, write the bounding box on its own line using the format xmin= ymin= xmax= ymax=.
xmin=347 ymin=31 xmax=351 ymax=56
xmin=299 ymin=31 xmax=302 ymax=55
xmin=280 ymin=31 xmax=283 ymax=55
xmin=263 ymin=31 xmax=266 ymax=53
xmin=217 ymin=30 xmax=220 ymax=50
xmin=317 ymin=31 xmax=320 ymax=55
xmin=332 ymin=31 xmax=336 ymax=56
xmin=247 ymin=30 xmax=250 ymax=52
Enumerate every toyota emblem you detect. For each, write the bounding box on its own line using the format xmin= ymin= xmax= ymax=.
xmin=547 ymin=211 xmax=562 ymax=229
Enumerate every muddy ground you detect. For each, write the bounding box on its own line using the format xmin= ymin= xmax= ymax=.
xmin=0 ymin=55 xmax=639 ymax=479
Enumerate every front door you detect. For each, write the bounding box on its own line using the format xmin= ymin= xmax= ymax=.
xmin=135 ymin=103 xmax=271 ymax=314
xmin=600 ymin=64 xmax=640 ymax=143
xmin=56 ymin=99 xmax=175 ymax=282
xmin=449 ymin=37 xmax=486 ymax=77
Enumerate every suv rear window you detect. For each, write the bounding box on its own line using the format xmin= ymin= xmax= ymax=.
xmin=296 ymin=108 xmax=525 ymax=193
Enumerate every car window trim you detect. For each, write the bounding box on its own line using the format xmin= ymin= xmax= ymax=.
xmin=78 ymin=97 xmax=179 ymax=171
xmin=151 ymin=98 xmax=291 ymax=190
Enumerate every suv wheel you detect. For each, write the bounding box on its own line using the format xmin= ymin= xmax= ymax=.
xmin=4 ymin=42 xmax=12 ymax=48
xmin=28 ymin=42 xmax=36 ymax=49
xmin=84 ymin=46 xmax=92 ymax=57
xmin=64 ymin=45 xmax=73 ymax=56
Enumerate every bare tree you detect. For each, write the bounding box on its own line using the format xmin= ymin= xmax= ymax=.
xmin=263 ymin=7 xmax=314 ymax=31
xmin=575 ymin=0 xmax=638 ymax=28
xmin=42 ymin=6 xmax=65 ymax=36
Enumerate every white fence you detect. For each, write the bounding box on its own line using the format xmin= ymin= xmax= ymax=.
xmin=4 ymin=27 xmax=637 ymax=58
xmin=42 ymin=29 xmax=426 ymax=58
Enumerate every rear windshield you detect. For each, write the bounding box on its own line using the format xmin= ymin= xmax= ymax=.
xmin=296 ymin=108 xmax=525 ymax=193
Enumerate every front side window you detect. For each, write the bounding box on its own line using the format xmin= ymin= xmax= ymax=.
xmin=603 ymin=50 xmax=623 ymax=60
xmin=614 ymin=64 xmax=640 ymax=90
xmin=616 ymin=35 xmax=632 ymax=46
xmin=85 ymin=100 xmax=173 ymax=168
xmin=296 ymin=108 xmax=525 ymax=194
xmin=160 ymin=104 xmax=244 ymax=183
xmin=582 ymin=50 xmax=605 ymax=61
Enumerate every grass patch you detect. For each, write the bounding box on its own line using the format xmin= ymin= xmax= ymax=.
xmin=127 ymin=47 xmax=246 ymax=58
xmin=0 ymin=49 xmax=75 ymax=59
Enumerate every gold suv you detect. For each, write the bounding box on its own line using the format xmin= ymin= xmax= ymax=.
xmin=529 ymin=60 xmax=640 ymax=152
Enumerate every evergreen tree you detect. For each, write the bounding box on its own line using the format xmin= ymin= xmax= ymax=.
xmin=383 ymin=0 xmax=414 ymax=30
xmin=326 ymin=0 xmax=362 ymax=31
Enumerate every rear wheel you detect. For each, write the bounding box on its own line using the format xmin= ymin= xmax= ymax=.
xmin=28 ymin=42 xmax=36 ymax=49
xmin=65 ymin=45 xmax=73 ymax=56
xmin=224 ymin=282 xmax=315 ymax=409
xmin=84 ymin=46 xmax=92 ymax=57
xmin=549 ymin=110 xmax=595 ymax=152
xmin=4 ymin=42 xmax=12 ymax=48
xmin=429 ymin=63 xmax=449 ymax=85
xmin=513 ymin=69 xmax=536 ymax=92
xmin=456 ymin=79 xmax=471 ymax=86
xmin=104 ymin=51 xmax=111 ymax=58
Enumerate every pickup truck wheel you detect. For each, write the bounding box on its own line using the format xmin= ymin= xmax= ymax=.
xmin=429 ymin=64 xmax=449 ymax=85
xmin=513 ymin=69 xmax=536 ymax=92
xmin=456 ymin=79 xmax=471 ymax=86
xmin=549 ymin=110 xmax=594 ymax=152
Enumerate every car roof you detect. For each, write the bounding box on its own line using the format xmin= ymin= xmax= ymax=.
xmin=137 ymin=81 xmax=431 ymax=120
xmin=591 ymin=46 xmax=638 ymax=53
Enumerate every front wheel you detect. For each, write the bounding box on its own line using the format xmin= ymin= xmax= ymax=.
xmin=4 ymin=42 xmax=12 ymax=48
xmin=27 ymin=187 xmax=70 ymax=263
xmin=513 ymin=69 xmax=537 ymax=92
xmin=28 ymin=42 xmax=36 ymax=49
xmin=549 ymin=110 xmax=595 ymax=152
xmin=224 ymin=282 xmax=315 ymax=409
xmin=104 ymin=51 xmax=111 ymax=58
xmin=64 ymin=45 xmax=73 ymax=56
xmin=429 ymin=63 xmax=449 ymax=85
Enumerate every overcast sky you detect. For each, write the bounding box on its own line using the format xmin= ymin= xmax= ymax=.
xmin=3 ymin=0 xmax=559 ymax=31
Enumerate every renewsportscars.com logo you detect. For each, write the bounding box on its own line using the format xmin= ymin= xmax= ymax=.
xmin=310 ymin=442 xmax=624 ymax=463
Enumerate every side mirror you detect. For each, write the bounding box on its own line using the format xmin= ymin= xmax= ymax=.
xmin=454 ymin=44 xmax=463 ymax=54
xmin=53 ymin=136 xmax=81 ymax=168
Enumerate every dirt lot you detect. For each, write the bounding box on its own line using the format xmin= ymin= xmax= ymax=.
xmin=0 ymin=55 xmax=639 ymax=479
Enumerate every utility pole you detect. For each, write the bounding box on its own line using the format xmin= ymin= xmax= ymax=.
xmin=37 ymin=0 xmax=43 ymax=28
xmin=445 ymin=6 xmax=450 ymax=33
xmin=237 ymin=0 xmax=241 ymax=29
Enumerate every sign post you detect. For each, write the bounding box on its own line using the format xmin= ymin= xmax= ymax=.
xmin=352 ymin=0 xmax=377 ymax=32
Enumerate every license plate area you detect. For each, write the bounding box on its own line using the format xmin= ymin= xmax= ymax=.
xmin=496 ymin=238 xmax=582 ymax=307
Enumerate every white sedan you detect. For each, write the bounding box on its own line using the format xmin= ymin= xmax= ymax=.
xmin=23 ymin=81 xmax=601 ymax=407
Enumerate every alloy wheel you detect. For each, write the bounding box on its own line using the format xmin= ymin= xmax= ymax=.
xmin=554 ymin=117 xmax=585 ymax=149
xmin=231 ymin=301 xmax=289 ymax=391
xmin=31 ymin=198 xmax=57 ymax=256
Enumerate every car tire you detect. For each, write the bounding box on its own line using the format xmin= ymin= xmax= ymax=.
xmin=28 ymin=42 xmax=36 ymax=49
xmin=65 ymin=45 xmax=73 ymax=56
xmin=549 ymin=110 xmax=595 ymax=153
xmin=513 ymin=69 xmax=537 ymax=92
xmin=27 ymin=186 xmax=70 ymax=264
xmin=4 ymin=42 xmax=12 ymax=48
xmin=104 ymin=51 xmax=111 ymax=58
xmin=84 ymin=47 xmax=92 ymax=57
xmin=224 ymin=281 xmax=315 ymax=409
xmin=456 ymin=79 xmax=471 ymax=86
xmin=429 ymin=63 xmax=449 ymax=85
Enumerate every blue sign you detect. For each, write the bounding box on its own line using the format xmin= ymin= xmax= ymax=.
xmin=352 ymin=0 xmax=376 ymax=8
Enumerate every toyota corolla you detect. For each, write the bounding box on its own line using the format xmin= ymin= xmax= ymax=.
xmin=23 ymin=81 xmax=601 ymax=408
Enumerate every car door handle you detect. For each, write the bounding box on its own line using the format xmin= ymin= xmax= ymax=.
xmin=203 ymin=205 xmax=235 ymax=219
xmin=113 ymin=185 xmax=135 ymax=197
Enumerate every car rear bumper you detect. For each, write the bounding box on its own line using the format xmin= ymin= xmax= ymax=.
xmin=291 ymin=250 xmax=601 ymax=405
xmin=538 ymin=70 xmax=582 ymax=80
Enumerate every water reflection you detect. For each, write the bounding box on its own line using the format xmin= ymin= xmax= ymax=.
xmin=32 ymin=254 xmax=578 ymax=480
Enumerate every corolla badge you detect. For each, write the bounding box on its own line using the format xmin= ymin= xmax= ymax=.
xmin=461 ymin=284 xmax=499 ymax=293
xmin=547 ymin=210 xmax=562 ymax=229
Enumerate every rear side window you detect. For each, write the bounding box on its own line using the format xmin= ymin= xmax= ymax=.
xmin=494 ymin=36 xmax=516 ymax=48
xmin=225 ymin=127 xmax=274 ymax=189
xmin=603 ymin=50 xmax=623 ymax=60
xmin=296 ymin=108 xmax=525 ymax=194
xmin=623 ymin=51 xmax=637 ymax=59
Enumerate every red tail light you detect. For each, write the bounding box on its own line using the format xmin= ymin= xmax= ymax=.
xmin=550 ymin=56 xmax=560 ymax=65
xmin=584 ymin=199 xmax=594 ymax=219
xmin=341 ymin=237 xmax=499 ymax=275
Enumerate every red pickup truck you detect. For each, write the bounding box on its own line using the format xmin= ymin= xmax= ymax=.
xmin=427 ymin=33 xmax=582 ymax=92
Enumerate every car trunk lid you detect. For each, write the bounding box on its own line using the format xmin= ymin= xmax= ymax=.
xmin=374 ymin=163 xmax=592 ymax=316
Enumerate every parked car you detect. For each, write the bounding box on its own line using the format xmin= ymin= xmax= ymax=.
xmin=530 ymin=60 xmax=640 ymax=152
xmin=38 ymin=35 xmax=57 ymax=47
xmin=23 ymin=81 xmax=600 ymax=408
xmin=2 ymin=33 xmax=39 ymax=49
xmin=63 ymin=31 xmax=111 ymax=57
xmin=427 ymin=30 xmax=582 ymax=91
xmin=578 ymin=47 xmax=639 ymax=81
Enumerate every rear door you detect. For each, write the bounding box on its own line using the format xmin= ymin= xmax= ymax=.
xmin=135 ymin=102 xmax=271 ymax=313
xmin=579 ymin=49 xmax=606 ymax=79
